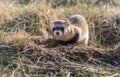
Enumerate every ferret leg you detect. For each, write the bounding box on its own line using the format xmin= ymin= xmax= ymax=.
xmin=84 ymin=35 xmax=89 ymax=45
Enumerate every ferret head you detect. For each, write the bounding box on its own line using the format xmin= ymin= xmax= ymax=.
xmin=51 ymin=20 xmax=70 ymax=39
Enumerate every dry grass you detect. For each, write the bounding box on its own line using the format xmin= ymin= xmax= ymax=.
xmin=0 ymin=0 xmax=120 ymax=77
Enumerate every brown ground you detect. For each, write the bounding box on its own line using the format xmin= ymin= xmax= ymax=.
xmin=0 ymin=33 xmax=120 ymax=76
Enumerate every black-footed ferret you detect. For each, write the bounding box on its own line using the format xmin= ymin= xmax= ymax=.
xmin=51 ymin=14 xmax=89 ymax=45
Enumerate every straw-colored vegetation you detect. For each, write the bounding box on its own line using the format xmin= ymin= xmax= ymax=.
xmin=0 ymin=0 xmax=120 ymax=77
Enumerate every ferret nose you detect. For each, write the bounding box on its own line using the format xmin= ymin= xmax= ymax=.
xmin=56 ymin=32 xmax=59 ymax=35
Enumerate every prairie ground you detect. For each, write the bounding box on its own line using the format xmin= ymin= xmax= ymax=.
xmin=0 ymin=0 xmax=120 ymax=77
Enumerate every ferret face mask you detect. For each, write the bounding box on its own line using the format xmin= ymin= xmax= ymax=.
xmin=51 ymin=20 xmax=69 ymax=39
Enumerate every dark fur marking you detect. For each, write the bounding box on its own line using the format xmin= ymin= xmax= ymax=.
xmin=66 ymin=31 xmax=79 ymax=43
xmin=54 ymin=21 xmax=65 ymax=25
xmin=69 ymin=17 xmax=78 ymax=24
xmin=53 ymin=27 xmax=64 ymax=33
xmin=58 ymin=29 xmax=79 ymax=44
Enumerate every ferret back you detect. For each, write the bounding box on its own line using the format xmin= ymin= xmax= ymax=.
xmin=69 ymin=14 xmax=87 ymax=25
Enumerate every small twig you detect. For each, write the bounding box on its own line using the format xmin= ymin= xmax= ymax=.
xmin=67 ymin=72 xmax=71 ymax=77
xmin=10 ymin=64 xmax=20 ymax=77
xmin=106 ymin=73 xmax=120 ymax=77
xmin=90 ymin=58 xmax=120 ymax=69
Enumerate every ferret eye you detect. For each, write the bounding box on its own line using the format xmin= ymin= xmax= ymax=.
xmin=52 ymin=28 xmax=55 ymax=31
xmin=60 ymin=27 xmax=64 ymax=32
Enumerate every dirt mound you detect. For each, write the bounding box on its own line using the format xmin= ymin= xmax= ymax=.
xmin=1 ymin=37 xmax=120 ymax=76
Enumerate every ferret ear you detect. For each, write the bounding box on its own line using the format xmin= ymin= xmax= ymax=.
xmin=65 ymin=19 xmax=70 ymax=26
